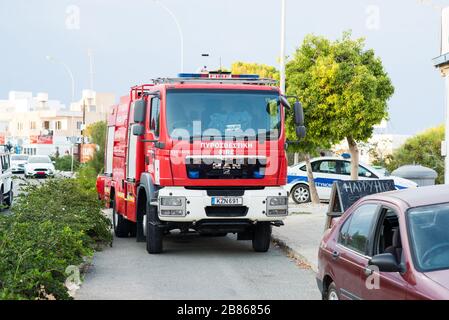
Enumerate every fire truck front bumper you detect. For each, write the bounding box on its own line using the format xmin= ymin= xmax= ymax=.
xmin=156 ymin=187 xmax=289 ymax=223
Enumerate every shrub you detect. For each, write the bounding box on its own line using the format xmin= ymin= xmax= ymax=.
xmin=53 ymin=155 xmax=80 ymax=172
xmin=0 ymin=178 xmax=112 ymax=300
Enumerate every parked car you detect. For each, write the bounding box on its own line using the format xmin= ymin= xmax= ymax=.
xmin=10 ymin=154 xmax=29 ymax=174
xmin=24 ymin=155 xmax=55 ymax=178
xmin=0 ymin=150 xmax=13 ymax=208
xmin=285 ymin=157 xmax=417 ymax=204
xmin=317 ymin=184 xmax=449 ymax=300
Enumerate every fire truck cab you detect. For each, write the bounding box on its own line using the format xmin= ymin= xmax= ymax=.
xmin=99 ymin=72 xmax=305 ymax=254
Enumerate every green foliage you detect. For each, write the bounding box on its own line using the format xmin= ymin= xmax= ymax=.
xmin=387 ymin=126 xmax=445 ymax=184
xmin=0 ymin=178 xmax=112 ymax=300
xmin=85 ymin=121 xmax=107 ymax=174
xmin=231 ymin=62 xmax=280 ymax=80
xmin=286 ymin=32 xmax=394 ymax=153
xmin=52 ymin=155 xmax=79 ymax=172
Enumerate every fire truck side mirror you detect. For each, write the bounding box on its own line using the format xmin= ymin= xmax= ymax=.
xmin=294 ymin=101 xmax=304 ymax=127
xmin=280 ymin=96 xmax=291 ymax=109
xmin=134 ymin=100 xmax=147 ymax=123
xmin=133 ymin=124 xmax=145 ymax=136
xmin=296 ymin=125 xmax=306 ymax=139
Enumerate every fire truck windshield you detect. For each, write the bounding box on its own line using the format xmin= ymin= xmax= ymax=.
xmin=166 ymin=89 xmax=281 ymax=141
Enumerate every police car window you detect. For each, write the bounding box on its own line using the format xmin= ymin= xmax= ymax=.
xmin=300 ymin=165 xmax=307 ymax=172
xmin=317 ymin=161 xmax=337 ymax=174
xmin=340 ymin=204 xmax=379 ymax=255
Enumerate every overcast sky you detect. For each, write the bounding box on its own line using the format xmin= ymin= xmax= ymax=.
xmin=0 ymin=0 xmax=447 ymax=135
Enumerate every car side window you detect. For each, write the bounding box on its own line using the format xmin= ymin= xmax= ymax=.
xmin=317 ymin=161 xmax=337 ymax=174
xmin=339 ymin=204 xmax=379 ymax=255
xmin=300 ymin=165 xmax=306 ymax=172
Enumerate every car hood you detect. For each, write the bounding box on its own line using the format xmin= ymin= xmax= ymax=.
xmin=424 ymin=270 xmax=449 ymax=291
xmin=11 ymin=160 xmax=28 ymax=166
xmin=25 ymin=163 xmax=55 ymax=170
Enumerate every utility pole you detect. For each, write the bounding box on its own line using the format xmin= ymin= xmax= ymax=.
xmin=280 ymin=0 xmax=287 ymax=94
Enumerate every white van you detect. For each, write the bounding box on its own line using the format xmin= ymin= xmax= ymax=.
xmin=0 ymin=149 xmax=13 ymax=208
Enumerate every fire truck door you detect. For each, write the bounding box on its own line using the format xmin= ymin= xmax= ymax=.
xmin=125 ymin=123 xmax=138 ymax=221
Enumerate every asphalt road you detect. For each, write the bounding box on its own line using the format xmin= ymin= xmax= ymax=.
xmin=76 ymin=227 xmax=321 ymax=300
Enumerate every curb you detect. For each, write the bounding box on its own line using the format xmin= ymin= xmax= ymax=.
xmin=271 ymin=235 xmax=318 ymax=273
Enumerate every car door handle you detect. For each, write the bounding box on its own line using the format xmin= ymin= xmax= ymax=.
xmin=332 ymin=251 xmax=340 ymax=260
xmin=364 ymin=267 xmax=374 ymax=277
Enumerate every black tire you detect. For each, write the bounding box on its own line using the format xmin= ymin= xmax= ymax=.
xmin=252 ymin=222 xmax=272 ymax=253
xmin=291 ymin=184 xmax=311 ymax=204
xmin=326 ymin=282 xmax=339 ymax=300
xmin=5 ymin=185 xmax=13 ymax=208
xmin=112 ymin=198 xmax=131 ymax=238
xmin=146 ymin=204 xmax=163 ymax=254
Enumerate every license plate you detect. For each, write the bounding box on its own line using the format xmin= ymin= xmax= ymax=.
xmin=36 ymin=172 xmax=46 ymax=175
xmin=211 ymin=197 xmax=243 ymax=206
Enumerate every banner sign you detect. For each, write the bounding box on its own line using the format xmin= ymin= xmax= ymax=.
xmin=0 ymin=133 xmax=5 ymax=145
xmin=80 ymin=144 xmax=97 ymax=164
xmin=30 ymin=135 xmax=54 ymax=145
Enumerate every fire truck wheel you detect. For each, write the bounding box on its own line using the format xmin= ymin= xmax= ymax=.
xmin=252 ymin=222 xmax=272 ymax=253
xmin=146 ymin=205 xmax=163 ymax=254
xmin=112 ymin=199 xmax=130 ymax=238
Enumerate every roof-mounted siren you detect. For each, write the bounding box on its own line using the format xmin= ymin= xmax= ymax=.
xmin=177 ymin=72 xmax=260 ymax=80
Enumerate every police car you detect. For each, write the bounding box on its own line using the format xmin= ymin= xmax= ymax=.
xmin=285 ymin=157 xmax=418 ymax=204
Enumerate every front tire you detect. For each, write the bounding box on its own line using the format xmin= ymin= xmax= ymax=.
xmin=292 ymin=184 xmax=311 ymax=204
xmin=326 ymin=282 xmax=339 ymax=300
xmin=146 ymin=204 xmax=163 ymax=254
xmin=252 ymin=222 xmax=272 ymax=253
xmin=112 ymin=198 xmax=131 ymax=238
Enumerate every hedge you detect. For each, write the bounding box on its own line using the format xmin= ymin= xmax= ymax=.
xmin=0 ymin=177 xmax=112 ymax=300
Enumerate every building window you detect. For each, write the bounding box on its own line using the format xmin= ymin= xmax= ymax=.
xmin=76 ymin=121 xmax=83 ymax=130
xmin=17 ymin=122 xmax=23 ymax=131
xmin=42 ymin=121 xmax=50 ymax=130
xmin=30 ymin=121 xmax=37 ymax=130
xmin=89 ymin=105 xmax=97 ymax=112
xmin=55 ymin=121 xmax=62 ymax=130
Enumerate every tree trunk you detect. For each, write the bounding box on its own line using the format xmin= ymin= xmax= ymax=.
xmin=305 ymin=154 xmax=320 ymax=204
xmin=294 ymin=153 xmax=300 ymax=165
xmin=347 ymin=136 xmax=359 ymax=181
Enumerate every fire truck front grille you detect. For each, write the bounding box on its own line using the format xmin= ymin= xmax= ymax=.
xmin=186 ymin=158 xmax=266 ymax=180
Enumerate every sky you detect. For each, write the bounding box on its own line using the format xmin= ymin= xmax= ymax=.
xmin=0 ymin=0 xmax=447 ymax=135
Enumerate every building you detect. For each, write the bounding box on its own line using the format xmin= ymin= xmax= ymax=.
xmin=0 ymin=90 xmax=115 ymax=156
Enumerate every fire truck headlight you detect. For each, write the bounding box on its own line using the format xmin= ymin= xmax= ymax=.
xmin=160 ymin=197 xmax=184 ymax=207
xmin=268 ymin=197 xmax=288 ymax=207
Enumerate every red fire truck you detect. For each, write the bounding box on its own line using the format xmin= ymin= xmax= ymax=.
xmin=97 ymin=72 xmax=305 ymax=254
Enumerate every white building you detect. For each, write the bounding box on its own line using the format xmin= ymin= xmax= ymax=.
xmin=0 ymin=90 xmax=115 ymax=156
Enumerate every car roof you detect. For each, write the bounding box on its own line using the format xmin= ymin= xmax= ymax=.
xmin=364 ymin=184 xmax=449 ymax=208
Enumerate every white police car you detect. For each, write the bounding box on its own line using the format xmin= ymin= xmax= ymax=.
xmin=285 ymin=157 xmax=418 ymax=204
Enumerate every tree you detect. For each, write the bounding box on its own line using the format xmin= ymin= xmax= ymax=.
xmin=286 ymin=37 xmax=341 ymax=204
xmin=85 ymin=121 xmax=107 ymax=174
xmin=288 ymin=32 xmax=394 ymax=180
xmin=387 ymin=125 xmax=445 ymax=184
xmin=231 ymin=62 xmax=280 ymax=80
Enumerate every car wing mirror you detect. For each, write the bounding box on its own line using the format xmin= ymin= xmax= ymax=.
xmin=369 ymin=253 xmax=402 ymax=273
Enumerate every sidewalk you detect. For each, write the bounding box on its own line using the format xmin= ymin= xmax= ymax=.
xmin=272 ymin=202 xmax=329 ymax=272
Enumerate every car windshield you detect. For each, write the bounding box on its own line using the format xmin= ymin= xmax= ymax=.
xmin=408 ymin=203 xmax=449 ymax=272
xmin=11 ymin=155 xmax=28 ymax=161
xmin=166 ymin=89 xmax=281 ymax=140
xmin=29 ymin=156 xmax=51 ymax=164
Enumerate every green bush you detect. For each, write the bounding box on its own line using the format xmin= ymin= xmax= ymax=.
xmin=387 ymin=125 xmax=445 ymax=184
xmin=53 ymin=155 xmax=80 ymax=172
xmin=0 ymin=178 xmax=112 ymax=300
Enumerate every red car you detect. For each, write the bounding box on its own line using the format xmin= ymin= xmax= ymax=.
xmin=317 ymin=184 xmax=449 ymax=300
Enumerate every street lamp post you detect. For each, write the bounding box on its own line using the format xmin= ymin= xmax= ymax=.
xmin=46 ymin=55 xmax=76 ymax=173
xmin=153 ymin=0 xmax=185 ymax=72
xmin=46 ymin=56 xmax=76 ymax=103
xmin=280 ymin=0 xmax=287 ymax=94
